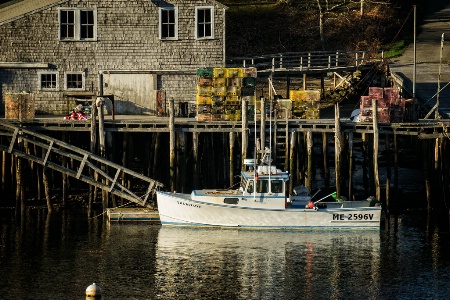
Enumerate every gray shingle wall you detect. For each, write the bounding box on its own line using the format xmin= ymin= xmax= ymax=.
xmin=0 ymin=0 xmax=225 ymax=115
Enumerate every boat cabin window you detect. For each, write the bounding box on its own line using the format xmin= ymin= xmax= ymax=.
xmin=256 ymin=179 xmax=268 ymax=193
xmin=246 ymin=180 xmax=254 ymax=193
xmin=271 ymin=180 xmax=283 ymax=193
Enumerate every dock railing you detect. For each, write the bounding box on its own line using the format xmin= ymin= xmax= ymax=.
xmin=0 ymin=120 xmax=164 ymax=207
xmin=226 ymin=50 xmax=384 ymax=72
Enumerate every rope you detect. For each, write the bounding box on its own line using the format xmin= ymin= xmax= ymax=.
xmin=89 ymin=201 xmax=133 ymax=219
xmin=89 ymin=188 xmax=156 ymax=219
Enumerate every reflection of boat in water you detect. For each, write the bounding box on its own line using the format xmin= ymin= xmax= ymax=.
xmin=157 ymin=148 xmax=382 ymax=229
xmin=156 ymin=227 xmax=381 ymax=299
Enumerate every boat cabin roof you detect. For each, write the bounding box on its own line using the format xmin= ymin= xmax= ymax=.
xmin=241 ymin=170 xmax=290 ymax=181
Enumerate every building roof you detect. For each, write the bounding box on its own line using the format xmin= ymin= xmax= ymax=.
xmin=0 ymin=0 xmax=68 ymax=24
xmin=0 ymin=0 xmax=227 ymax=25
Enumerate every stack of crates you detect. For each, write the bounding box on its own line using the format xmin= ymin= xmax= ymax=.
xmin=197 ymin=67 xmax=257 ymax=121
xmin=359 ymin=87 xmax=405 ymax=123
xmin=196 ymin=68 xmax=214 ymax=121
xmin=289 ymin=89 xmax=321 ymax=119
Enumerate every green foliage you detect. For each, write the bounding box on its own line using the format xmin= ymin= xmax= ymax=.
xmin=384 ymin=40 xmax=407 ymax=59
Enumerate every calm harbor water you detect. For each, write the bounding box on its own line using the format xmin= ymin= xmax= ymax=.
xmin=1 ymin=208 xmax=449 ymax=299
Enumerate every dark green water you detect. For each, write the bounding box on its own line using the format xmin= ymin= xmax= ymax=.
xmin=0 ymin=208 xmax=449 ymax=299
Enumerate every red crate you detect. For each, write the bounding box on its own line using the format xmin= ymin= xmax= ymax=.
xmin=384 ymin=87 xmax=400 ymax=100
xmin=360 ymin=96 xmax=372 ymax=108
xmin=368 ymin=87 xmax=383 ymax=98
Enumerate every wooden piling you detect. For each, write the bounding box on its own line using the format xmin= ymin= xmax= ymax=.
xmin=385 ymin=134 xmax=391 ymax=210
xmin=306 ymin=131 xmax=313 ymax=194
xmin=169 ymin=98 xmax=176 ymax=192
xmin=229 ymin=131 xmax=235 ymax=187
xmin=42 ymin=149 xmax=52 ymax=212
xmin=372 ymin=99 xmax=381 ymax=201
xmin=96 ymin=98 xmax=107 ymax=210
xmin=241 ymin=99 xmax=248 ymax=170
xmin=2 ymin=149 xmax=5 ymax=199
xmin=192 ymin=132 xmax=199 ymax=189
xmin=289 ymin=131 xmax=296 ymax=194
xmin=348 ymin=131 xmax=354 ymax=200
xmin=62 ymin=132 xmax=68 ymax=206
xmin=334 ymin=103 xmax=341 ymax=200
xmin=88 ymin=97 xmax=97 ymax=215
xmin=322 ymin=132 xmax=329 ymax=188
xmin=260 ymin=97 xmax=266 ymax=149
xmin=178 ymin=132 xmax=186 ymax=193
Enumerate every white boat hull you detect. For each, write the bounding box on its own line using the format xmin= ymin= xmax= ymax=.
xmin=156 ymin=191 xmax=382 ymax=229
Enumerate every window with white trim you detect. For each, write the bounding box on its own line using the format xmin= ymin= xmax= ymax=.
xmin=196 ymin=6 xmax=214 ymax=39
xmin=39 ymin=72 xmax=59 ymax=90
xmin=65 ymin=72 xmax=85 ymax=90
xmin=159 ymin=7 xmax=178 ymax=40
xmin=59 ymin=8 xmax=97 ymax=40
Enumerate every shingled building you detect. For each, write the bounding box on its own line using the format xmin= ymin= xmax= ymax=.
xmin=0 ymin=0 xmax=227 ymax=115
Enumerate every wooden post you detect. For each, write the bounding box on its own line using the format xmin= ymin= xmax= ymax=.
xmin=169 ymin=98 xmax=176 ymax=191
xmin=372 ymin=99 xmax=381 ymax=200
xmin=178 ymin=132 xmax=186 ymax=193
xmin=62 ymin=132 xmax=68 ymax=207
xmin=423 ymin=140 xmax=432 ymax=212
xmin=361 ymin=133 xmax=369 ymax=193
xmin=303 ymin=73 xmax=307 ymax=90
xmin=42 ymin=148 xmax=52 ymax=212
xmin=241 ymin=99 xmax=248 ymax=170
xmin=306 ymin=131 xmax=313 ymax=194
xmin=192 ymin=132 xmax=199 ymax=189
xmin=153 ymin=132 xmax=161 ymax=180
xmin=322 ymin=132 xmax=329 ymax=188
xmin=385 ymin=134 xmax=391 ymax=209
xmin=394 ymin=132 xmax=399 ymax=199
xmin=97 ymin=97 xmax=106 ymax=158
xmin=320 ymin=73 xmax=325 ymax=99
xmin=2 ymin=149 xmax=5 ymax=199
xmin=96 ymin=97 xmax=107 ymax=210
xmin=297 ymin=132 xmax=304 ymax=186
xmin=348 ymin=131 xmax=354 ymax=200
xmin=15 ymin=150 xmax=24 ymax=215
xmin=106 ymin=131 xmax=116 ymax=207
xmin=289 ymin=131 xmax=296 ymax=195
xmin=229 ymin=131 xmax=235 ymax=188
xmin=88 ymin=96 xmax=97 ymax=216
xmin=334 ymin=103 xmax=342 ymax=200
xmin=260 ymin=97 xmax=266 ymax=150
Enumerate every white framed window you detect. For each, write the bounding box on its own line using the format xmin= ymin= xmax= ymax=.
xmin=65 ymin=72 xmax=85 ymax=90
xmin=59 ymin=8 xmax=97 ymax=41
xmin=38 ymin=72 xmax=59 ymax=90
xmin=159 ymin=7 xmax=178 ymax=40
xmin=196 ymin=6 xmax=214 ymax=39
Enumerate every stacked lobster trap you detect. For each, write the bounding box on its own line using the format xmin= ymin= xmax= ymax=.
xmin=359 ymin=87 xmax=405 ymax=123
xmin=196 ymin=67 xmax=257 ymax=121
xmin=289 ymin=89 xmax=321 ymax=119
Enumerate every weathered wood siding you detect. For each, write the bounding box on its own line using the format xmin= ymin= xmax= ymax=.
xmin=0 ymin=0 xmax=226 ymax=115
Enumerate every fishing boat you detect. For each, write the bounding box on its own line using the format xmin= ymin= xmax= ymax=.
xmin=156 ymin=147 xmax=382 ymax=229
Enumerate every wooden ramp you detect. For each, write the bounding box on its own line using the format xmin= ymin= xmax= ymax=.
xmin=0 ymin=120 xmax=164 ymax=208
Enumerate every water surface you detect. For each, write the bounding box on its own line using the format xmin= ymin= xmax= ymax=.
xmin=0 ymin=209 xmax=449 ymax=299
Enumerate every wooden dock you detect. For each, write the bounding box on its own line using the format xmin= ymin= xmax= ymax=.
xmin=107 ymin=207 xmax=160 ymax=223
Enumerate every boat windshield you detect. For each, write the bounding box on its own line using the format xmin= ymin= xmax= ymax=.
xmin=241 ymin=177 xmax=248 ymax=191
xmin=271 ymin=179 xmax=283 ymax=193
xmin=247 ymin=180 xmax=254 ymax=193
xmin=256 ymin=180 xmax=268 ymax=193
